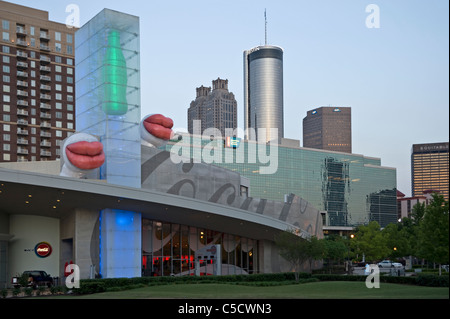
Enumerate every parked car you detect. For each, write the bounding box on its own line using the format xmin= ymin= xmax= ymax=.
xmin=377 ymin=260 xmax=403 ymax=268
xmin=12 ymin=270 xmax=53 ymax=289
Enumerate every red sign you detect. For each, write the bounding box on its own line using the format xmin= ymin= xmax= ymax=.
xmin=35 ymin=242 xmax=52 ymax=258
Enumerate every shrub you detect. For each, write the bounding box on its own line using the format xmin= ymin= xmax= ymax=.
xmin=415 ymin=274 xmax=449 ymax=287
xmin=75 ymin=281 xmax=106 ymax=295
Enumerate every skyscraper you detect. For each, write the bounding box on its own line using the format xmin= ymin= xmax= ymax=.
xmin=303 ymin=106 xmax=352 ymax=153
xmin=187 ymin=78 xmax=237 ymax=137
xmin=243 ymin=45 xmax=284 ymax=144
xmin=0 ymin=2 xmax=76 ymax=163
xmin=411 ymin=142 xmax=449 ymax=201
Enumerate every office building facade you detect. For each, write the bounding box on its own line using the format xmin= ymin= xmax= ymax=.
xmin=0 ymin=2 xmax=76 ymax=163
xmin=188 ymin=78 xmax=237 ymax=137
xmin=244 ymin=45 xmax=284 ymax=143
xmin=303 ymin=106 xmax=352 ymax=153
xmin=166 ymin=135 xmax=397 ymax=228
xmin=411 ymin=142 xmax=449 ymax=201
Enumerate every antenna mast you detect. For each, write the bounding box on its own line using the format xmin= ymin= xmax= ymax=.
xmin=264 ymin=9 xmax=268 ymax=45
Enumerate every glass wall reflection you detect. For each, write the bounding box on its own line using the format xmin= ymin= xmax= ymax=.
xmin=142 ymin=219 xmax=257 ymax=276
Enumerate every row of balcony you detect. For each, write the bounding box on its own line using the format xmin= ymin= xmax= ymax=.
xmin=16 ymin=101 xmax=52 ymax=110
xmin=15 ymin=26 xmax=51 ymax=40
xmin=17 ymin=140 xmax=52 ymax=147
xmin=16 ymin=120 xmax=52 ymax=128
xmin=17 ymin=148 xmax=52 ymax=157
xmin=17 ymin=109 xmax=52 ymax=119
xmin=17 ymin=81 xmax=53 ymax=90
xmin=17 ymin=129 xmax=52 ymax=137
xmin=15 ymin=71 xmax=52 ymax=81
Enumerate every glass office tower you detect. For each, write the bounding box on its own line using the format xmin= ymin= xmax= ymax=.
xmin=166 ymin=136 xmax=398 ymax=228
xmin=411 ymin=142 xmax=449 ymax=201
xmin=244 ymin=46 xmax=284 ymax=144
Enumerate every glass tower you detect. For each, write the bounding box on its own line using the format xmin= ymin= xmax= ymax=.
xmin=75 ymin=9 xmax=141 ymax=278
xmin=165 ymin=136 xmax=398 ymax=228
xmin=411 ymin=142 xmax=449 ymax=201
xmin=75 ymin=8 xmax=141 ymax=188
xmin=244 ymin=46 xmax=284 ymax=144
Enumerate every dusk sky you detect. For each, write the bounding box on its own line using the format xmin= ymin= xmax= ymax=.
xmin=6 ymin=0 xmax=449 ymax=196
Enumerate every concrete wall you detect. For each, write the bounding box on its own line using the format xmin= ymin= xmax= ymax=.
xmin=8 ymin=215 xmax=59 ymax=280
xmin=60 ymin=209 xmax=100 ymax=280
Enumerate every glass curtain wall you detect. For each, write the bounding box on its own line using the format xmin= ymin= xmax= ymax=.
xmin=142 ymin=219 xmax=257 ymax=276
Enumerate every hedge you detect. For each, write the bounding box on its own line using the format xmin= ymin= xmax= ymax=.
xmin=311 ymin=273 xmax=449 ymax=287
xmin=73 ymin=272 xmax=448 ymax=295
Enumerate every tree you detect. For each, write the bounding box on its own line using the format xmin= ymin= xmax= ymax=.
xmin=416 ymin=193 xmax=449 ymax=275
xmin=350 ymin=221 xmax=389 ymax=262
xmin=322 ymin=236 xmax=347 ymax=272
xmin=274 ymin=230 xmax=316 ymax=281
xmin=382 ymin=222 xmax=411 ymax=259
xmin=306 ymin=236 xmax=324 ymax=271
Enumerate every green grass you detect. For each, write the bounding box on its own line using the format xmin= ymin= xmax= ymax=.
xmin=58 ymin=281 xmax=448 ymax=299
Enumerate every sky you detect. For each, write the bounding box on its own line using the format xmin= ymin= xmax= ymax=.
xmin=5 ymin=0 xmax=450 ymax=196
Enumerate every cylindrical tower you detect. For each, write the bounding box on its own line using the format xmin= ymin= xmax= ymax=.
xmin=244 ymin=45 xmax=284 ymax=143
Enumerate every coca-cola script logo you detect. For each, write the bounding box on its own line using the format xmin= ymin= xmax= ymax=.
xmin=35 ymin=242 xmax=52 ymax=258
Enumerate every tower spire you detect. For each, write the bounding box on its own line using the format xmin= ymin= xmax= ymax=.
xmin=264 ymin=9 xmax=267 ymax=45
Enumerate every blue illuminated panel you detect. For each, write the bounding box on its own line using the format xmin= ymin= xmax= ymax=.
xmin=100 ymin=209 xmax=141 ymax=278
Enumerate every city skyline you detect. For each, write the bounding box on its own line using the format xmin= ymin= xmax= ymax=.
xmin=3 ymin=0 xmax=449 ymax=197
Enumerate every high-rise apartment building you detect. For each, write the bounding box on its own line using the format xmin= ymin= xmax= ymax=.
xmin=411 ymin=142 xmax=449 ymax=201
xmin=303 ymin=106 xmax=352 ymax=153
xmin=188 ymin=78 xmax=237 ymax=137
xmin=0 ymin=2 xmax=76 ymax=163
xmin=243 ymin=45 xmax=284 ymax=144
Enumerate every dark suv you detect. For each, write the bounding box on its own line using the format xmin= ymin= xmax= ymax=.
xmin=12 ymin=270 xmax=53 ymax=288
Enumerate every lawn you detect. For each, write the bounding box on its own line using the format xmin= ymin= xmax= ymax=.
xmin=61 ymin=281 xmax=448 ymax=299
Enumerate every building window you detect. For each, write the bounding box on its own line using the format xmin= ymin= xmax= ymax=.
xmin=2 ymin=32 xmax=9 ymax=42
xmin=2 ymin=45 xmax=9 ymax=53
xmin=67 ymin=34 xmax=73 ymax=43
xmin=55 ymin=31 xmax=61 ymax=41
xmin=67 ymin=45 xmax=73 ymax=55
xmin=2 ymin=20 xmax=9 ymax=30
xmin=55 ymin=43 xmax=62 ymax=53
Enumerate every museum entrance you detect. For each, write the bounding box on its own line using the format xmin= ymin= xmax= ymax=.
xmin=142 ymin=219 xmax=257 ymax=276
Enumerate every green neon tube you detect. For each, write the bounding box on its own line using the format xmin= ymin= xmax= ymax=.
xmin=103 ymin=30 xmax=128 ymax=115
